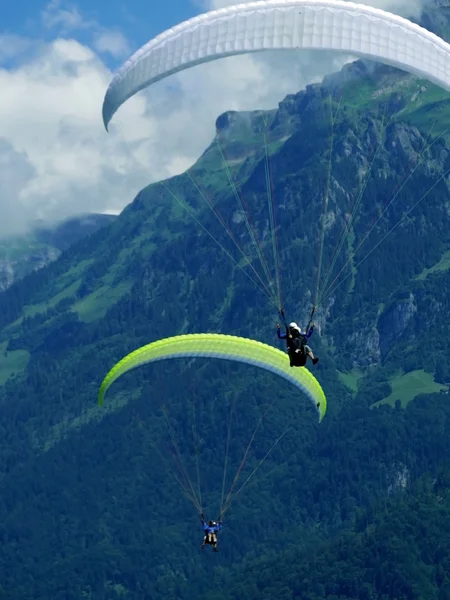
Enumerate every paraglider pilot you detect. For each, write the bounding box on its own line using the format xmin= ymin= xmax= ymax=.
xmin=201 ymin=513 xmax=222 ymax=552
xmin=277 ymin=322 xmax=319 ymax=367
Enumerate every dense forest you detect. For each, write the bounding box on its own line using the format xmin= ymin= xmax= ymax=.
xmin=1 ymin=3 xmax=450 ymax=596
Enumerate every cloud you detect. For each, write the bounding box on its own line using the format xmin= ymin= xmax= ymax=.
xmin=42 ymin=0 xmax=89 ymax=32
xmin=0 ymin=37 xmax=153 ymax=235
xmin=42 ymin=0 xmax=129 ymax=58
xmin=0 ymin=140 xmax=37 ymax=234
xmin=93 ymin=32 xmax=130 ymax=58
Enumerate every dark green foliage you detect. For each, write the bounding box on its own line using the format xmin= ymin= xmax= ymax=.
xmin=2 ymin=55 xmax=450 ymax=598
xmin=209 ymin=464 xmax=450 ymax=600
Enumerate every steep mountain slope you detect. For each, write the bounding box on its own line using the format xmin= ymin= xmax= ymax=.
xmin=0 ymin=55 xmax=450 ymax=597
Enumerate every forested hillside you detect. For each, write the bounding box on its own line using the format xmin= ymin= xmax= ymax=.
xmin=1 ymin=9 xmax=450 ymax=596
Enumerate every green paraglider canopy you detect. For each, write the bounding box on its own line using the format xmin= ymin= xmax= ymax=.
xmin=99 ymin=333 xmax=326 ymax=421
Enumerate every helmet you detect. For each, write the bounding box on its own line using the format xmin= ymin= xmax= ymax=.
xmin=209 ymin=520 xmax=214 ymax=526
xmin=289 ymin=322 xmax=298 ymax=329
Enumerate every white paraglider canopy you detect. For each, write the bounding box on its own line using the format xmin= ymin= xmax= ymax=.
xmin=103 ymin=0 xmax=450 ymax=129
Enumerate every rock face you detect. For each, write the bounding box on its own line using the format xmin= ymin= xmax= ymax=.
xmin=380 ymin=295 xmax=417 ymax=352
xmin=348 ymin=327 xmax=381 ymax=368
xmin=387 ymin=463 xmax=410 ymax=495
xmin=0 ymin=260 xmax=15 ymax=292
xmin=377 ymin=294 xmax=418 ymax=359
xmin=0 ymin=247 xmax=62 ymax=292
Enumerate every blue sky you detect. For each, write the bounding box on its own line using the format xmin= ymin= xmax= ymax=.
xmin=6 ymin=0 xmax=198 ymax=40
xmin=4 ymin=0 xmax=200 ymax=69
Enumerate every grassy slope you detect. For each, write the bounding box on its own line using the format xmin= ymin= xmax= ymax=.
xmin=0 ymin=341 xmax=29 ymax=384
xmin=337 ymin=369 xmax=363 ymax=394
xmin=374 ymin=370 xmax=445 ymax=408
xmin=416 ymin=249 xmax=450 ymax=280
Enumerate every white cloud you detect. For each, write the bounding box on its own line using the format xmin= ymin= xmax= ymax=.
xmin=0 ymin=37 xmax=153 ymax=235
xmin=93 ymin=32 xmax=130 ymax=58
xmin=42 ymin=0 xmax=89 ymax=32
xmin=0 ymin=140 xmax=37 ymax=233
xmin=42 ymin=0 xmax=129 ymax=58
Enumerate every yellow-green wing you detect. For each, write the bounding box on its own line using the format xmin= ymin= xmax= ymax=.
xmin=98 ymin=334 xmax=326 ymax=421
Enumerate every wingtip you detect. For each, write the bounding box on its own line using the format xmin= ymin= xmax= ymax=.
xmin=102 ymin=100 xmax=111 ymax=132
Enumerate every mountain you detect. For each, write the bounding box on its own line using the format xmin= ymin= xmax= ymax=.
xmin=0 ymin=213 xmax=116 ymax=292
xmin=1 ymin=11 xmax=450 ymax=598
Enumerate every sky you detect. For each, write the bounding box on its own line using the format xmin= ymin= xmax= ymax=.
xmin=0 ymin=0 xmax=427 ymax=236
